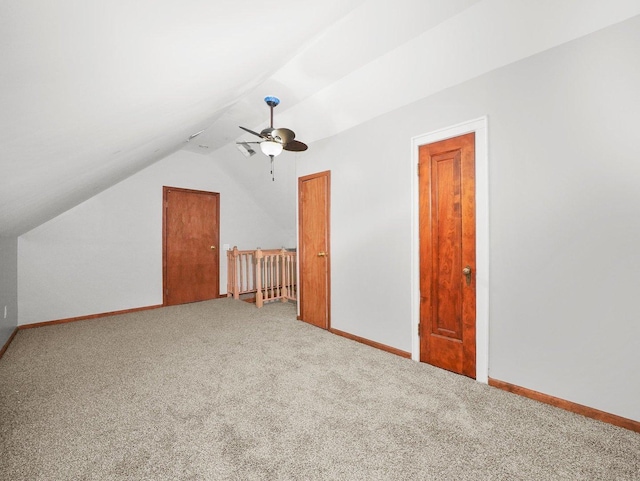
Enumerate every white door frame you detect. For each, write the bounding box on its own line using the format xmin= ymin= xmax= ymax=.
xmin=410 ymin=117 xmax=489 ymax=383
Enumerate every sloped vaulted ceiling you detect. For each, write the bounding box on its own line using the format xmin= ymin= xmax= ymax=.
xmin=0 ymin=0 xmax=365 ymax=236
xmin=2 ymin=0 xmax=639 ymax=237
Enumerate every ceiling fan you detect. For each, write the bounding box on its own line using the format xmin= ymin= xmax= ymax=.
xmin=237 ymin=96 xmax=308 ymax=180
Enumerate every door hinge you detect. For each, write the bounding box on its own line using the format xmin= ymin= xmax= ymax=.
xmin=417 ymin=163 xmax=420 ymax=176
xmin=418 ymin=322 xmax=421 ymax=336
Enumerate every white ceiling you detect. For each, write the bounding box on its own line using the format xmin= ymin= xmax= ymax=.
xmin=2 ymin=0 xmax=639 ymax=237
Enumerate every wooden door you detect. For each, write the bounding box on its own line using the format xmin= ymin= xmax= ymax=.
xmin=419 ymin=133 xmax=476 ymax=378
xmin=163 ymin=187 xmax=220 ymax=306
xmin=298 ymin=171 xmax=330 ymax=329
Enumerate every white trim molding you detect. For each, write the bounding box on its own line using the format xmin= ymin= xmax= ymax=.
xmin=410 ymin=117 xmax=489 ymax=384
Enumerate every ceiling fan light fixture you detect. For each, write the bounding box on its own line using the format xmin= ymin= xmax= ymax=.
xmin=260 ymin=140 xmax=283 ymax=157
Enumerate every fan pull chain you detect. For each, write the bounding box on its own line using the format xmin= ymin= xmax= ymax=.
xmin=270 ymin=155 xmax=275 ymax=181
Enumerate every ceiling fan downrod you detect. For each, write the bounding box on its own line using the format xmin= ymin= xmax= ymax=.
xmin=264 ymin=96 xmax=279 ymax=129
xmin=263 ymin=97 xmax=280 ymax=180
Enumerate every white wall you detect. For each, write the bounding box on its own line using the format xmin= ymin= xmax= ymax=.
xmin=0 ymin=236 xmax=18 ymax=346
xmin=15 ymin=13 xmax=640 ymax=423
xmin=297 ymin=16 xmax=640 ymax=421
xmin=18 ymin=147 xmax=295 ymax=325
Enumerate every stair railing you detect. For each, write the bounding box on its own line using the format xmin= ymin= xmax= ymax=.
xmin=227 ymin=246 xmax=297 ymax=307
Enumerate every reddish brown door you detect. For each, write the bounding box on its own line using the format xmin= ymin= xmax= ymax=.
xmin=419 ymin=133 xmax=476 ymax=378
xmin=163 ymin=187 xmax=220 ymax=306
xmin=298 ymin=171 xmax=330 ymax=329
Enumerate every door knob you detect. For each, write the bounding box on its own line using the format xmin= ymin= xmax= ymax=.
xmin=210 ymin=246 xmax=216 ymax=250
xmin=317 ymin=252 xmax=327 ymax=257
xmin=462 ymin=266 xmax=472 ymax=286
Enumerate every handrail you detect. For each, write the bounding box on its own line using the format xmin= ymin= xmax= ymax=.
xmin=227 ymin=246 xmax=297 ymax=307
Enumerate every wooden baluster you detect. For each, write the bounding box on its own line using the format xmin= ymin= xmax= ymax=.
xmin=288 ymin=251 xmax=292 ymax=302
xmin=232 ymin=246 xmax=239 ymax=300
xmin=264 ymin=255 xmax=269 ymax=301
xmin=227 ymin=249 xmax=232 ymax=297
xmin=255 ymin=248 xmax=263 ymax=308
xmin=270 ymin=254 xmax=277 ymax=299
xmin=243 ymin=253 xmax=248 ymax=292
xmin=242 ymin=253 xmax=253 ymax=292
xmin=262 ymin=255 xmax=267 ymax=301
xmin=267 ymin=254 xmax=271 ymax=301
xmin=273 ymin=254 xmax=278 ymax=300
xmin=269 ymin=255 xmax=272 ymax=300
xmin=288 ymin=253 xmax=292 ymax=300
xmin=277 ymin=253 xmax=287 ymax=302
xmin=253 ymin=253 xmax=256 ymax=293
xmin=238 ymin=253 xmax=242 ymax=294
xmin=242 ymin=250 xmax=246 ymax=297
xmin=279 ymin=248 xmax=287 ymax=302
xmin=272 ymin=254 xmax=276 ymax=300
xmin=237 ymin=253 xmax=242 ymax=294
xmin=243 ymin=251 xmax=248 ymax=296
xmin=263 ymin=254 xmax=267 ymax=302
xmin=269 ymin=255 xmax=274 ymax=300
xmin=271 ymin=254 xmax=280 ymax=299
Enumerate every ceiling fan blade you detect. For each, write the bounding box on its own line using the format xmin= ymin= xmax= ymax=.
xmin=283 ymin=140 xmax=308 ymax=152
xmin=272 ymin=128 xmax=295 ymax=145
xmin=239 ymin=126 xmax=265 ymax=138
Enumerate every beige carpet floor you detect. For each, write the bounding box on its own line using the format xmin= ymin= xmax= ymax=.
xmin=1 ymin=298 xmax=638 ymax=480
